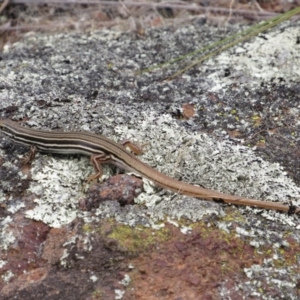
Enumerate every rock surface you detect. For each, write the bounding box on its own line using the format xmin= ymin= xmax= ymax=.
xmin=0 ymin=20 xmax=300 ymax=299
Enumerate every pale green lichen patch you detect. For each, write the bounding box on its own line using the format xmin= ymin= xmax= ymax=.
xmin=115 ymin=289 xmax=125 ymax=299
xmin=6 ymin=201 xmax=26 ymax=214
xmin=0 ymin=260 xmax=7 ymax=268
xmin=206 ymin=26 xmax=300 ymax=89
xmin=119 ymin=274 xmax=131 ymax=286
xmin=1 ymin=270 xmax=14 ymax=282
xmin=0 ymin=216 xmax=16 ymax=251
xmin=25 ymin=156 xmax=94 ymax=227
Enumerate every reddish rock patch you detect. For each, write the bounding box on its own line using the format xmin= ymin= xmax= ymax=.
xmin=125 ymin=223 xmax=257 ymax=300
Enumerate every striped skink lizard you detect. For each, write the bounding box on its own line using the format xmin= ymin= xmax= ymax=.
xmin=0 ymin=119 xmax=298 ymax=214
